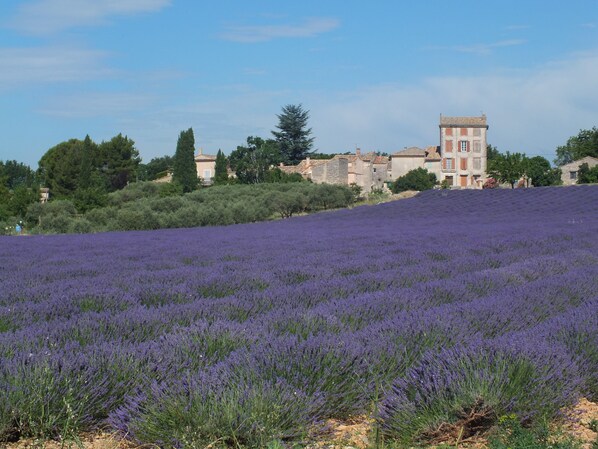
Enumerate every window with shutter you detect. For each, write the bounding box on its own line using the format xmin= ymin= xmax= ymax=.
xmin=446 ymin=128 xmax=453 ymax=136
xmin=460 ymin=128 xmax=468 ymax=136
xmin=445 ymin=140 xmax=453 ymax=152
xmin=460 ymin=158 xmax=467 ymax=170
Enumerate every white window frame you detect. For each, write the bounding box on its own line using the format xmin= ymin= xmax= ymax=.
xmin=460 ymin=141 xmax=468 ymax=152
xmin=445 ymin=158 xmax=454 ymax=170
xmin=203 ymin=169 xmax=212 ymax=179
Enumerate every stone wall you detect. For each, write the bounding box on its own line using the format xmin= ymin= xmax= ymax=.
xmin=311 ymin=158 xmax=348 ymax=185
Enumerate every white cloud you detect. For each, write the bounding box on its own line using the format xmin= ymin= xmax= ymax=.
xmin=37 ymin=91 xmax=158 ymax=117
xmin=454 ymin=39 xmax=527 ymax=55
xmin=309 ymin=51 xmax=598 ymax=160
xmin=0 ymin=46 xmax=112 ymax=89
xmin=9 ymin=0 xmax=171 ymax=35
xmin=219 ymin=17 xmax=340 ymax=43
xmin=427 ymin=39 xmax=527 ymax=55
xmin=108 ymin=50 xmax=598 ymax=163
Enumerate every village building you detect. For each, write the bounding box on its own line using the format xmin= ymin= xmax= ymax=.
xmin=390 ymin=146 xmax=441 ymax=181
xmin=279 ymin=149 xmax=392 ymax=193
xmin=559 ymin=156 xmax=598 ymax=185
xmin=40 ymin=187 xmax=49 ymax=204
xmin=195 ymin=149 xmax=217 ymax=185
xmin=439 ymin=114 xmax=488 ymax=188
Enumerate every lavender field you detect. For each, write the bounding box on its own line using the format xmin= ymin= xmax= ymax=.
xmin=1 ymin=186 xmax=597 ymax=447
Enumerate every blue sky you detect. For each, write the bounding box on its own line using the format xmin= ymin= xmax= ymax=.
xmin=1 ymin=0 xmax=597 ymax=168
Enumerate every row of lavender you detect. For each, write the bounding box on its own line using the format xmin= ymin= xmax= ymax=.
xmin=1 ymin=186 xmax=597 ymax=447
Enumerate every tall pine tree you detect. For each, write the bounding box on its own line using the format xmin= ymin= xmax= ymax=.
xmin=272 ymin=104 xmax=314 ymax=164
xmin=79 ymin=135 xmax=93 ymax=189
xmin=214 ymin=149 xmax=228 ymax=185
xmin=173 ymin=128 xmax=198 ymax=192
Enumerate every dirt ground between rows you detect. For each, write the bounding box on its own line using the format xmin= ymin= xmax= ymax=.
xmin=3 ymin=398 xmax=596 ymax=449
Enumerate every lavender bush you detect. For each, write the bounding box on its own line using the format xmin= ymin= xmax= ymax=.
xmin=1 ymin=185 xmax=597 ymax=446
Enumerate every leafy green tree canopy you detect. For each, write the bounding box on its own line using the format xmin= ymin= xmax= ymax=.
xmin=524 ymin=156 xmax=561 ymax=187
xmin=272 ymin=104 xmax=314 ymax=164
xmin=38 ymin=134 xmax=140 ymax=203
xmin=0 ymin=160 xmax=37 ymax=189
xmin=392 ymin=168 xmax=437 ymax=193
xmin=486 ymin=144 xmax=500 ymax=161
xmin=98 ymin=134 xmax=140 ymax=191
xmin=38 ymin=139 xmax=84 ymax=198
xmin=487 ymin=151 xmax=526 ymax=189
xmin=555 ymin=127 xmax=598 ymax=166
xmin=229 ymin=137 xmax=281 ymax=184
xmin=173 ymin=128 xmax=198 ymax=193
xmin=137 ymin=155 xmax=174 ymax=181
xmin=577 ymin=162 xmax=598 ymax=184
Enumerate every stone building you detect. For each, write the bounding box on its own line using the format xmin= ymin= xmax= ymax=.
xmin=439 ymin=114 xmax=488 ymax=188
xmin=560 ymin=156 xmax=598 ymax=185
xmin=311 ymin=157 xmax=349 ymax=185
xmin=390 ymin=146 xmax=441 ymax=181
xmin=280 ymin=150 xmax=391 ymax=192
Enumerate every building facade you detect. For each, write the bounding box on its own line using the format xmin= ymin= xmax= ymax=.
xmin=279 ymin=150 xmax=392 ymax=193
xmin=390 ymin=146 xmax=441 ymax=181
xmin=439 ymin=114 xmax=488 ymax=188
xmin=559 ymin=156 xmax=598 ymax=185
xmin=194 ymin=149 xmax=217 ymax=185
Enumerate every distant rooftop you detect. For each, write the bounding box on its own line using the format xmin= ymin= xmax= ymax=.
xmin=439 ymin=114 xmax=488 ymax=128
xmin=392 ymin=147 xmax=426 ymax=157
xmin=195 ymin=148 xmax=217 ymax=161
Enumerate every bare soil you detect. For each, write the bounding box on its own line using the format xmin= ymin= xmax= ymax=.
xmin=2 ymin=398 xmax=597 ymax=449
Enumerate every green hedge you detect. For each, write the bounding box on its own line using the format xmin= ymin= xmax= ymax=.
xmin=27 ymin=182 xmax=355 ymax=234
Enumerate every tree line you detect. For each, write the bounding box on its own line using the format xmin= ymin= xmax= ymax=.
xmin=2 ymin=119 xmax=598 ymax=233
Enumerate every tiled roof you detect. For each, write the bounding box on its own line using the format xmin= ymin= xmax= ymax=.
xmin=560 ymin=156 xmax=598 ymax=170
xmin=392 ymin=147 xmax=426 ymax=157
xmin=372 ymin=155 xmax=389 ymax=164
xmin=333 ymin=154 xmax=358 ymax=162
xmin=425 ymin=145 xmax=441 ymax=160
xmin=279 ymin=158 xmax=326 ymax=175
xmin=195 ymin=154 xmax=217 ymax=161
xmin=440 ymin=115 xmax=488 ymax=127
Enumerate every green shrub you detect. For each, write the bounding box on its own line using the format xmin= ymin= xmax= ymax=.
xmin=30 ymin=182 xmax=356 ymax=233
xmin=85 ymin=206 xmax=117 ymax=228
xmin=68 ymin=218 xmax=95 ymax=234
xmin=115 ymin=206 xmax=159 ymax=231
xmin=489 ymin=414 xmax=581 ymax=449
xmin=122 ymin=374 xmax=320 ymax=449
xmin=108 ymin=182 xmax=162 ymax=207
xmin=37 ymin=213 xmax=77 ymax=234
xmin=392 ymin=168 xmax=437 ymax=193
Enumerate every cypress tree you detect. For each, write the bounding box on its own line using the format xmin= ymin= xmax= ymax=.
xmin=79 ymin=134 xmax=93 ymax=189
xmin=173 ymin=128 xmax=198 ymax=192
xmin=214 ymin=149 xmax=228 ymax=185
